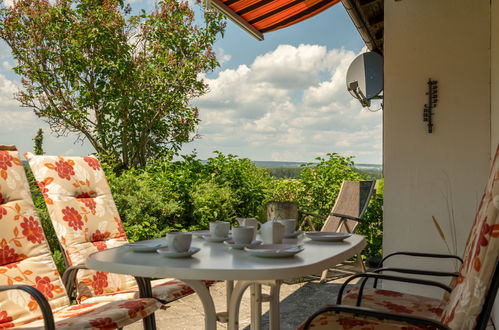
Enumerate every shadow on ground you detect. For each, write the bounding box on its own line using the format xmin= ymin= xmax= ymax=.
xmin=243 ymin=282 xmax=354 ymax=330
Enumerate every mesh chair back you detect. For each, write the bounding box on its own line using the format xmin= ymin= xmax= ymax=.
xmin=321 ymin=180 xmax=376 ymax=233
xmin=0 ymin=146 xmax=70 ymax=327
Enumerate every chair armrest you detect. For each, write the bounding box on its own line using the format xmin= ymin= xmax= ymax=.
xmin=337 ymin=272 xmax=452 ymax=306
xmin=62 ymin=264 xmax=88 ymax=300
xmin=302 ymin=304 xmax=450 ymax=330
xmin=329 ymin=212 xmax=363 ymax=222
xmin=0 ymin=285 xmax=55 ymax=330
xmin=298 ymin=210 xmax=326 ymax=220
xmin=372 ymin=268 xmax=460 ymax=288
xmin=380 ymin=251 xmax=463 ymax=267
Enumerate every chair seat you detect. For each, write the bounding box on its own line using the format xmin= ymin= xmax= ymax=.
xmin=341 ymin=287 xmax=444 ymax=320
xmin=296 ymin=310 xmax=430 ymax=329
xmin=81 ymin=279 xmax=216 ymax=305
xmin=18 ymin=298 xmax=161 ymax=329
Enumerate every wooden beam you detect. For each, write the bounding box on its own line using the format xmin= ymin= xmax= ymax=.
xmin=206 ymin=0 xmax=264 ymax=41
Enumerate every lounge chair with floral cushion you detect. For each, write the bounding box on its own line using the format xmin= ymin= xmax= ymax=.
xmin=0 ymin=145 xmax=162 ymax=329
xmin=25 ymin=152 xmax=202 ymax=306
xmin=298 ymin=145 xmax=499 ymax=330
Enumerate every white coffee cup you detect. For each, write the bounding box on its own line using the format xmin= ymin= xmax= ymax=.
xmin=261 ymin=221 xmax=285 ymax=244
xmin=167 ymin=232 xmax=192 ymax=252
xmin=231 ymin=226 xmax=254 ymax=244
xmin=236 ymin=218 xmax=260 ymax=240
xmin=209 ymin=221 xmax=230 ymax=238
xmin=277 ymin=219 xmax=296 ymax=235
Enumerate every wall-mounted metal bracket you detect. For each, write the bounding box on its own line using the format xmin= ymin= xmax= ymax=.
xmin=423 ymin=79 xmax=438 ymax=133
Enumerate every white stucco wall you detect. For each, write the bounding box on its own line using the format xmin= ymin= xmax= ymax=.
xmin=383 ymin=0 xmax=491 ymax=300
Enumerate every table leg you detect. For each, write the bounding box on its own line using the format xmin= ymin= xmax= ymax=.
xmin=228 ymin=280 xmax=253 ymax=330
xmin=268 ymin=280 xmax=282 ymax=330
xmin=250 ymin=283 xmax=262 ymax=330
xmin=134 ymin=277 xmax=156 ymax=330
xmin=181 ymin=280 xmax=217 ymax=330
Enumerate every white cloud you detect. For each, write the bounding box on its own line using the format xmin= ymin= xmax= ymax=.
xmin=184 ymin=44 xmax=383 ymax=164
xmin=216 ymin=48 xmax=232 ymax=67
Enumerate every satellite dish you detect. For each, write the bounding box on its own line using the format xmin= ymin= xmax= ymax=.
xmin=346 ymin=52 xmax=383 ymax=108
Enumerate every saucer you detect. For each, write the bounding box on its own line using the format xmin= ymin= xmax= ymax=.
xmin=284 ymin=230 xmax=303 ymax=238
xmin=202 ymin=234 xmax=230 ymax=243
xmin=305 ymin=232 xmax=352 ymax=242
xmin=156 ymin=247 xmax=200 ymax=258
xmin=244 ymin=244 xmax=304 ymax=258
xmin=124 ymin=240 xmax=168 ymax=252
xmin=224 ymin=240 xmax=262 ymax=250
xmin=191 ymin=230 xmax=210 ymax=238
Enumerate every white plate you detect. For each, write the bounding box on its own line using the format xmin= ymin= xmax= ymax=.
xmin=284 ymin=230 xmax=303 ymax=238
xmin=244 ymin=244 xmax=304 ymax=258
xmin=305 ymin=232 xmax=352 ymax=242
xmin=202 ymin=234 xmax=230 ymax=242
xmin=124 ymin=240 xmax=168 ymax=252
xmin=224 ymin=240 xmax=262 ymax=250
xmin=156 ymin=247 xmax=200 ymax=258
xmin=191 ymin=230 xmax=210 ymax=238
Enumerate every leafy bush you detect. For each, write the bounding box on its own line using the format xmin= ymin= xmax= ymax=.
xmin=27 ymin=150 xmax=383 ymax=270
xmin=191 ymin=180 xmax=236 ymax=228
xmin=205 ymin=152 xmax=272 ymax=218
xmin=356 ymin=183 xmax=384 ymax=258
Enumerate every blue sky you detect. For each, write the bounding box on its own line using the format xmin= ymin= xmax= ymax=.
xmin=0 ymin=1 xmax=382 ymax=164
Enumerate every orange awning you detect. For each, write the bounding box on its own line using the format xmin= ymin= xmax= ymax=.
xmin=206 ymin=0 xmax=341 ymax=40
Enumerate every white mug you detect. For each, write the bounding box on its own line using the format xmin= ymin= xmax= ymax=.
xmin=167 ymin=232 xmax=192 ymax=252
xmin=261 ymin=221 xmax=285 ymax=244
xmin=231 ymin=226 xmax=254 ymax=244
xmin=236 ymin=218 xmax=260 ymax=240
xmin=277 ymin=219 xmax=296 ymax=235
xmin=209 ymin=221 xmax=230 ymax=238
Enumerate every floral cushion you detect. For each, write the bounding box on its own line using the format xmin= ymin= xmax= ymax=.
xmin=0 ymin=146 xmax=70 ymax=327
xmin=341 ymin=287 xmax=444 ymax=321
xmin=296 ymin=310 xmax=431 ymax=330
xmin=440 ymin=145 xmax=499 ymax=329
xmin=82 ymin=278 xmax=195 ymax=305
xmin=17 ymin=297 xmax=161 ymax=329
xmin=25 ymin=153 xmax=198 ymax=304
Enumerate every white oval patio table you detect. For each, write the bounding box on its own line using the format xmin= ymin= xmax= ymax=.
xmin=86 ymin=234 xmax=365 ymax=330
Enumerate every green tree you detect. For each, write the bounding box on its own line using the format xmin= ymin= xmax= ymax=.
xmin=33 ymin=128 xmax=44 ymax=155
xmin=0 ymin=0 xmax=225 ymax=170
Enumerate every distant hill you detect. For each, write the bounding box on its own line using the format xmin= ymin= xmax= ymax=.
xmin=253 ymin=160 xmax=382 ymax=171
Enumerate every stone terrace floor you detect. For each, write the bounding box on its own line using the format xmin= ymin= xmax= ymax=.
xmin=126 ymin=264 xmax=362 ymax=330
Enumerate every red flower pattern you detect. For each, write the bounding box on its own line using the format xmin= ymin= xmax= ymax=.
xmin=0 ymin=152 xmax=13 ymax=171
xmin=428 ymin=307 xmax=443 ymax=316
xmin=54 ymin=160 xmax=75 ymax=180
xmin=92 ymin=271 xmax=109 ymax=295
xmin=20 ymin=216 xmax=44 ymax=243
xmin=61 ymin=207 xmax=84 ymax=231
xmin=89 ymin=317 xmax=118 ymax=330
xmin=91 ymin=230 xmax=109 ymax=251
xmin=0 ymin=245 xmax=22 ymax=266
xmin=35 ymin=276 xmax=54 ymax=299
xmin=0 ymin=207 xmax=6 ymax=220
xmin=119 ymin=300 xmax=147 ymax=318
xmin=383 ymin=301 xmax=414 ymax=314
xmin=79 ymin=198 xmax=96 ymax=212
xmin=84 ymin=157 xmax=101 ymax=171
xmin=336 ymin=317 xmax=377 ymax=329
xmin=37 ymin=181 xmax=51 ymax=204
xmin=0 ymin=310 xmax=14 ymax=328
xmin=375 ymin=289 xmax=404 ymax=297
